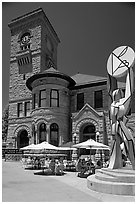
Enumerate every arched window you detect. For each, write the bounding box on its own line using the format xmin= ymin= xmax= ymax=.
xmin=50 ymin=123 xmax=59 ymax=146
xmin=39 ymin=123 xmax=46 ymax=143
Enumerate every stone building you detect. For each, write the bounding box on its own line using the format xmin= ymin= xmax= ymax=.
xmin=6 ymin=8 xmax=135 ymax=155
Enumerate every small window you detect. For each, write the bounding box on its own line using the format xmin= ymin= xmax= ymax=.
xmin=77 ymin=93 xmax=84 ymax=110
xmin=94 ymin=90 xmax=103 ymax=109
xmin=17 ymin=103 xmax=23 ymax=117
xmin=33 ymin=94 xmax=37 ymax=109
xmin=50 ymin=89 xmax=59 ymax=107
xmin=39 ymin=90 xmax=46 ymax=107
xmin=17 ymin=56 xmax=31 ymax=67
xmin=24 ymin=101 xmax=31 ymax=117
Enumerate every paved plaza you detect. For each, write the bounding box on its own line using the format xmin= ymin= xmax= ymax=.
xmin=2 ymin=160 xmax=135 ymax=202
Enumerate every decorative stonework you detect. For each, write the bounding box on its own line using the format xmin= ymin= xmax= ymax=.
xmin=34 ymin=117 xmax=48 ymax=127
xmin=14 ymin=124 xmax=31 ymax=138
xmin=75 ymin=118 xmax=99 ymax=133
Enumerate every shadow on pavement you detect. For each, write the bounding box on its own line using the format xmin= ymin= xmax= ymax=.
xmin=34 ymin=171 xmax=66 ymax=176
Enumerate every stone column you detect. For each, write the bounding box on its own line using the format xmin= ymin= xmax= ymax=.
xmin=36 ymin=128 xmax=38 ymax=144
xmin=58 ymin=134 xmax=62 ymax=146
xmin=15 ymin=137 xmax=17 ymax=148
xmin=46 ymin=124 xmax=50 ymax=143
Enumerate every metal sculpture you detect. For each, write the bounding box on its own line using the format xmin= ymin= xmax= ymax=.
xmin=107 ymin=46 xmax=135 ymax=170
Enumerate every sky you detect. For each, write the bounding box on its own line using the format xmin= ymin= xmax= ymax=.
xmin=2 ymin=2 xmax=135 ymax=111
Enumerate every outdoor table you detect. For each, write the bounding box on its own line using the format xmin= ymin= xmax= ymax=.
xmin=41 ymin=166 xmax=50 ymax=173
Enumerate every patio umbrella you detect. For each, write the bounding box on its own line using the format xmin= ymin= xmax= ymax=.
xmin=33 ymin=141 xmax=58 ymax=151
xmin=59 ymin=142 xmax=77 ymax=159
xmin=20 ymin=144 xmax=36 ymax=150
xmin=57 ymin=147 xmax=77 ymax=151
xmin=73 ymin=139 xmax=110 ymax=171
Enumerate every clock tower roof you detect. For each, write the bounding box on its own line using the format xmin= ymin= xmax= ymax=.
xmin=8 ymin=7 xmax=60 ymax=43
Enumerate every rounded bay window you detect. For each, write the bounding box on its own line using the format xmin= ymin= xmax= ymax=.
xmin=39 ymin=123 xmax=46 ymax=143
xmin=50 ymin=123 xmax=59 ymax=146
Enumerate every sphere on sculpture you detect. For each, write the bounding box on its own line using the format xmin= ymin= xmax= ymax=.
xmin=107 ymin=46 xmax=135 ymax=78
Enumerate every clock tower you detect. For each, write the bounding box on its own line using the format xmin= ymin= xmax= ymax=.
xmin=7 ymin=8 xmax=60 ymax=147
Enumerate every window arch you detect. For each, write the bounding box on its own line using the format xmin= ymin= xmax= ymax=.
xmin=39 ymin=123 xmax=46 ymax=143
xmin=50 ymin=123 xmax=59 ymax=146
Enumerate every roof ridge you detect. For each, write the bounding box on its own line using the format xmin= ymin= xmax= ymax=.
xmin=71 ymin=73 xmax=107 ymax=78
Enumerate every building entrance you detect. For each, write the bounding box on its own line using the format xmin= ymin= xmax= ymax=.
xmin=79 ymin=123 xmax=96 ymax=156
xmin=17 ymin=129 xmax=29 ymax=148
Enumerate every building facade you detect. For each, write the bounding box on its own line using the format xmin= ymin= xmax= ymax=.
xmin=6 ymin=8 xmax=135 ymax=154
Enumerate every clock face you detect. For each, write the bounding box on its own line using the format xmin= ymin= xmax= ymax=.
xmin=21 ymin=33 xmax=30 ymax=44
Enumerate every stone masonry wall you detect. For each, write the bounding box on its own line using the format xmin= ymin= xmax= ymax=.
xmin=31 ymin=77 xmax=71 ymax=144
xmin=70 ymin=84 xmax=108 ymax=113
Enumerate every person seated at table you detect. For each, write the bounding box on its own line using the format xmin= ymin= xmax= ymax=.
xmin=44 ymin=157 xmax=50 ymax=169
xmin=59 ymin=159 xmax=64 ymax=174
xmin=95 ymin=160 xmax=102 ymax=169
xmin=37 ymin=158 xmax=41 ymax=169
xmin=49 ymin=158 xmax=55 ymax=174
xmin=31 ymin=157 xmax=35 ymax=169
xmin=27 ymin=156 xmax=31 ymax=164
xmin=86 ymin=159 xmax=95 ymax=174
xmin=81 ymin=159 xmax=88 ymax=174
xmin=34 ymin=157 xmax=39 ymax=169
xmin=55 ymin=160 xmax=61 ymax=175
xmin=76 ymin=159 xmax=82 ymax=172
xmin=76 ymin=159 xmax=86 ymax=177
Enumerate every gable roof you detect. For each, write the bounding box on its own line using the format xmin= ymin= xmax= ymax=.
xmin=71 ymin=73 xmax=126 ymax=89
xmin=71 ymin=73 xmax=107 ymax=86
xmin=73 ymin=103 xmax=103 ymax=120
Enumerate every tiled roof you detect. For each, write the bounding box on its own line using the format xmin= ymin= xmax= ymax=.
xmin=71 ymin=73 xmax=107 ymax=86
xmin=71 ymin=73 xmax=126 ymax=88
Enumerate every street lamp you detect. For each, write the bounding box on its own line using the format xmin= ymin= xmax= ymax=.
xmin=96 ymin=131 xmax=100 ymax=142
xmin=73 ymin=132 xmax=77 ymax=144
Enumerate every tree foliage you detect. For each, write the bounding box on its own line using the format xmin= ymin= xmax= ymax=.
xmin=2 ymin=105 xmax=9 ymax=142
